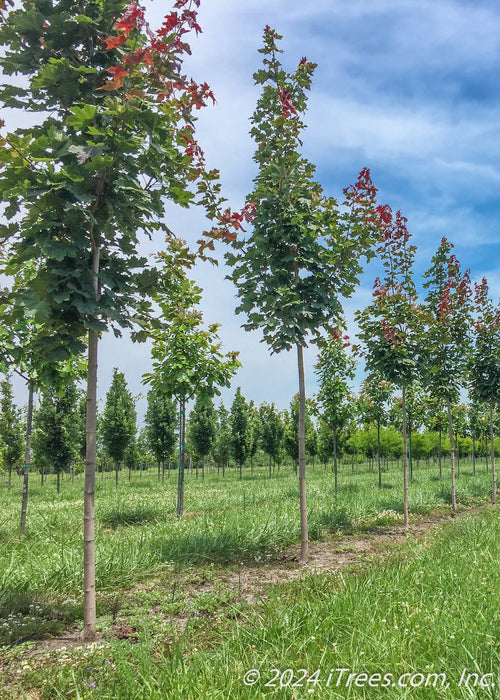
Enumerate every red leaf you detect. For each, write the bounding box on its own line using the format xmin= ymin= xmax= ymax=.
xmin=104 ymin=34 xmax=127 ymax=49
xmin=98 ymin=75 xmax=126 ymax=91
xmin=108 ymin=64 xmax=128 ymax=78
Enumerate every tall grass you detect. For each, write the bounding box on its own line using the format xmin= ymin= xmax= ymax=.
xmin=14 ymin=506 xmax=500 ymax=699
xmin=0 ymin=459 xmax=493 ymax=597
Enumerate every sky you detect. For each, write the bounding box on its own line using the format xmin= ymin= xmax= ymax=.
xmin=5 ymin=0 xmax=500 ymax=420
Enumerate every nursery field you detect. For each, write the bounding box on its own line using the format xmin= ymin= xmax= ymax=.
xmin=0 ymin=460 xmax=499 ymax=698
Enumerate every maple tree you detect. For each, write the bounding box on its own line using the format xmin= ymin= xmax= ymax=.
xmin=0 ymin=0 xmax=244 ymax=640
xmin=421 ymin=237 xmax=472 ymax=514
xmin=229 ymin=388 xmax=250 ymax=479
xmin=143 ymin=241 xmax=240 ymax=517
xmin=226 ymin=27 xmax=379 ymax=560
xmin=144 ymin=386 xmax=177 ymax=482
xmin=315 ymin=326 xmax=356 ymax=494
xmin=388 ymin=382 xmax=426 ymax=482
xmin=356 ymin=206 xmax=421 ymax=528
xmin=0 ymin=264 xmax=82 ymax=535
xmin=187 ymin=395 xmax=216 ymax=478
xmin=212 ymin=401 xmax=232 ymax=477
xmin=101 ymin=368 xmax=136 ymax=488
xmin=0 ymin=376 xmax=23 ymax=488
xmin=358 ymin=372 xmax=393 ymax=487
xmin=469 ymin=277 xmax=500 ymax=505
xmin=259 ymin=402 xmax=284 ymax=478
xmin=32 ymin=381 xmax=79 ymax=493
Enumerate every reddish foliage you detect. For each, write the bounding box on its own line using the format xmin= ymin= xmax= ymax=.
xmin=381 ymin=318 xmax=397 ymax=341
xmin=104 ymin=34 xmax=127 ymax=49
xmin=99 ymin=1 xmax=249 ymax=247
xmin=278 ymin=88 xmax=297 ymax=119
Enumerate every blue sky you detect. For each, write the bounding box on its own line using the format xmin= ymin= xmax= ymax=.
xmin=6 ymin=0 xmax=500 ymax=418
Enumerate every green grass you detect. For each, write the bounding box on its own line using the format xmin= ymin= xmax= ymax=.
xmin=4 ymin=503 xmax=498 ymax=699
xmin=0 ymin=458 xmax=494 ymax=600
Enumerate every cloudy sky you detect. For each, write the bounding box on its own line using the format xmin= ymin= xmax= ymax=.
xmin=6 ymin=0 xmax=500 ymax=418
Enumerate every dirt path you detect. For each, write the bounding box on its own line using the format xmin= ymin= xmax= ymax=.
xmin=169 ymin=507 xmax=475 ymax=614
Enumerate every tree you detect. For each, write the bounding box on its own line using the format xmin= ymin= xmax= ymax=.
xmin=101 ymin=368 xmax=136 ymax=487
xmin=226 ymin=27 xmax=378 ymax=560
xmin=315 ymin=326 xmax=356 ymax=493
xmin=0 ymin=0 xmax=243 ymax=640
xmin=0 ymin=263 xmax=81 ymax=533
xmin=144 ymin=387 xmax=177 ymax=483
xmin=212 ymin=400 xmax=232 ymax=476
xmin=259 ymin=401 xmax=284 ymax=477
xmin=356 ymin=206 xmax=422 ymax=528
xmin=33 ymin=382 xmax=79 ymax=493
xmin=230 ymin=387 xmax=250 ymax=479
xmin=358 ymin=372 xmax=393 ymax=487
xmin=469 ymin=277 xmax=500 ymax=504
xmin=0 ymin=376 xmax=23 ymax=487
xmin=422 ymin=395 xmax=447 ymax=479
xmin=283 ymin=394 xmax=316 ymax=471
xmin=317 ymin=416 xmax=334 ymax=468
xmin=421 ymin=238 xmax=472 ymax=514
xmin=143 ymin=243 xmax=240 ymax=516
xmin=388 ymin=382 xmax=426 ymax=482
xmin=246 ymin=400 xmax=261 ymax=476
xmin=187 ymin=395 xmax=216 ymax=478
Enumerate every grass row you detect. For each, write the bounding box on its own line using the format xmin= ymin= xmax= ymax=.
xmin=0 ymin=459 xmax=495 ymax=647
xmin=2 ymin=503 xmax=498 ymax=698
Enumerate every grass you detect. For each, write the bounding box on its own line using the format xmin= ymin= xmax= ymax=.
xmin=0 ymin=458 xmax=494 ymax=598
xmin=2 ymin=504 xmax=497 ymax=698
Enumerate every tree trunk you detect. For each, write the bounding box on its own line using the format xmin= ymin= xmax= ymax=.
xmin=269 ymin=456 xmax=272 ymax=479
xmin=408 ymin=425 xmax=413 ymax=482
xmin=490 ymin=401 xmax=496 ymax=505
xmin=401 ymin=386 xmax=409 ymax=529
xmin=19 ymin=381 xmax=34 ymax=537
xmin=446 ymin=398 xmax=457 ymax=516
xmin=162 ymin=461 xmax=165 ymax=485
xmin=438 ymin=427 xmax=442 ymax=480
xmin=82 ymin=237 xmax=100 ymax=642
xmin=472 ymin=434 xmax=476 ymax=476
xmin=377 ymin=419 xmax=382 ymax=488
xmin=333 ymin=427 xmax=338 ymax=495
xmin=115 ymin=462 xmax=119 ymax=488
xmin=8 ymin=466 xmax=12 ymax=488
xmin=83 ymin=326 xmax=98 ymax=641
xmin=177 ymin=395 xmax=186 ymax=517
xmin=57 ymin=472 xmax=60 ymax=494
xmin=157 ymin=462 xmax=161 ymax=481
xmin=297 ymin=343 xmax=308 ymax=562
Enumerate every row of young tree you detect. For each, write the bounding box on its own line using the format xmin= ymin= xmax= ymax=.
xmin=2 ymin=368 xmax=499 ymax=493
xmin=0 ymin=1 xmax=498 ymax=639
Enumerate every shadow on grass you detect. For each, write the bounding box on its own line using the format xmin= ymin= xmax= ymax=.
xmin=338 ymin=483 xmax=361 ymax=494
xmin=311 ymin=508 xmax=353 ymax=536
xmin=151 ymin=528 xmax=289 ymax=567
xmin=378 ymin=499 xmax=404 ymax=513
xmin=0 ymin=587 xmax=81 ymax=646
xmin=101 ymin=505 xmax=164 ymax=528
